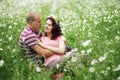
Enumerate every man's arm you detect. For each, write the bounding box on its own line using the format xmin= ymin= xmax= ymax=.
xmin=32 ymin=45 xmax=56 ymax=58
xmin=38 ymin=40 xmax=65 ymax=55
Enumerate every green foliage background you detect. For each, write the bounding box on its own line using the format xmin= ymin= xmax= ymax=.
xmin=0 ymin=0 xmax=120 ymax=80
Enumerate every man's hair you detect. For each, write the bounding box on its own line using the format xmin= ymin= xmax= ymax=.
xmin=26 ymin=12 xmax=39 ymax=23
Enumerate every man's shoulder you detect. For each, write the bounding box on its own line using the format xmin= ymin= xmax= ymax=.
xmin=22 ymin=27 xmax=32 ymax=34
xmin=20 ymin=27 xmax=35 ymax=37
xmin=20 ymin=27 xmax=34 ymax=41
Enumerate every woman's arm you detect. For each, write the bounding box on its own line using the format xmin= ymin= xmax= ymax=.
xmin=37 ymin=39 xmax=65 ymax=55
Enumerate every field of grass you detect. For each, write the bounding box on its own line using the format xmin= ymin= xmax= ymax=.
xmin=0 ymin=0 xmax=120 ymax=80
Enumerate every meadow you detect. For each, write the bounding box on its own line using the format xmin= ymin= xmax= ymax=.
xmin=0 ymin=0 xmax=120 ymax=80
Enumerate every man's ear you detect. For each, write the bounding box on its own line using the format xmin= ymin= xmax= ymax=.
xmin=29 ymin=20 xmax=33 ymax=25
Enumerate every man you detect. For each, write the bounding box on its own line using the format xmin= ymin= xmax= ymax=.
xmin=19 ymin=12 xmax=55 ymax=64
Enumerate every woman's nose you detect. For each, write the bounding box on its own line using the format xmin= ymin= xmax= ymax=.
xmin=44 ymin=25 xmax=48 ymax=28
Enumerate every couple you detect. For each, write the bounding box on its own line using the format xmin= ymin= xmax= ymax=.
xmin=19 ymin=12 xmax=72 ymax=68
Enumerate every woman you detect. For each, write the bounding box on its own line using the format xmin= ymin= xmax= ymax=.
xmin=38 ymin=15 xmax=66 ymax=67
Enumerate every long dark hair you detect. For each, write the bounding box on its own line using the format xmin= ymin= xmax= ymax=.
xmin=45 ymin=16 xmax=63 ymax=40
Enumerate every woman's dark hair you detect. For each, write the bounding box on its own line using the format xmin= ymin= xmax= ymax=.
xmin=45 ymin=16 xmax=63 ymax=40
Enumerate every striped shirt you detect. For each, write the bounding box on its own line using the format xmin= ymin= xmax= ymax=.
xmin=19 ymin=27 xmax=42 ymax=58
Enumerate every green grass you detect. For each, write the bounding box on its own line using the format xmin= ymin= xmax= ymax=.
xmin=0 ymin=0 xmax=120 ymax=80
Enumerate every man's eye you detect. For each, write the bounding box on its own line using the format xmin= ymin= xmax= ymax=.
xmin=38 ymin=21 xmax=41 ymax=23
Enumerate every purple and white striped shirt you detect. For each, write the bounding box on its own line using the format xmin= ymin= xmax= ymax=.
xmin=19 ymin=27 xmax=42 ymax=58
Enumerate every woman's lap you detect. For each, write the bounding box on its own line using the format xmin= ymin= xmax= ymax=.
xmin=45 ymin=55 xmax=64 ymax=67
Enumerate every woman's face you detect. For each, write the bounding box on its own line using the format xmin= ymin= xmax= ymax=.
xmin=44 ymin=19 xmax=53 ymax=34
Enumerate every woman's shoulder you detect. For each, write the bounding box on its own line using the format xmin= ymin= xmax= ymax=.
xmin=57 ymin=35 xmax=66 ymax=41
xmin=57 ymin=35 xmax=64 ymax=38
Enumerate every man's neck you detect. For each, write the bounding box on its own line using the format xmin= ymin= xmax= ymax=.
xmin=27 ymin=24 xmax=36 ymax=32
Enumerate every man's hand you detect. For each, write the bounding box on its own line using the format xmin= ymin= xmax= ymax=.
xmin=36 ymin=39 xmax=42 ymax=45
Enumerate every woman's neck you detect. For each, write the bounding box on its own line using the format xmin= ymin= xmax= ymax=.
xmin=46 ymin=33 xmax=52 ymax=39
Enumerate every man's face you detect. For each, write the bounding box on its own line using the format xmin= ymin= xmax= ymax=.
xmin=32 ymin=15 xmax=42 ymax=31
